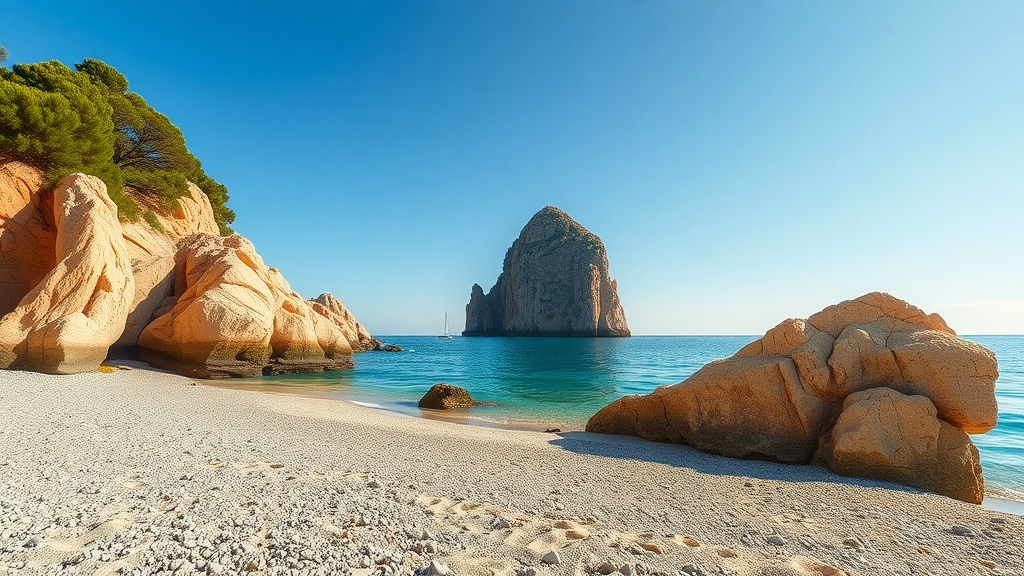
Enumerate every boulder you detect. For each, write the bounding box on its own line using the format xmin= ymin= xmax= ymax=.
xmin=308 ymin=293 xmax=381 ymax=352
xmin=138 ymin=234 xmax=353 ymax=378
xmin=0 ymin=173 xmax=135 ymax=373
xmin=815 ymin=388 xmax=984 ymax=503
xmin=464 ymin=206 xmax=629 ymax=337
xmin=419 ymin=383 xmax=474 ymax=409
xmin=587 ymin=292 xmax=998 ymax=501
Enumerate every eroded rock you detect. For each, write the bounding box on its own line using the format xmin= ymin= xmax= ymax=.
xmin=419 ymin=383 xmax=474 ymax=410
xmin=464 ymin=206 xmax=629 ymax=337
xmin=0 ymin=173 xmax=134 ymax=373
xmin=587 ymin=292 xmax=998 ymax=502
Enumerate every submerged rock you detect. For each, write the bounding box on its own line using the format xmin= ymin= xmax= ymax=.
xmin=419 ymin=383 xmax=474 ymax=410
xmin=464 ymin=206 xmax=629 ymax=337
xmin=586 ymin=292 xmax=998 ymax=503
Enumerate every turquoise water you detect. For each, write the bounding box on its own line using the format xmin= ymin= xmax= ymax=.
xmin=236 ymin=335 xmax=1024 ymax=500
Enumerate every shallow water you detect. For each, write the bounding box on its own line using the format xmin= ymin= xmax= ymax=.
xmin=232 ymin=334 xmax=1024 ymax=500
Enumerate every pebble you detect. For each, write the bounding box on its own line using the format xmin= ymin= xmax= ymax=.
xmin=680 ymin=565 xmax=707 ymax=576
xmin=595 ymin=562 xmax=617 ymax=575
xmin=620 ymin=564 xmax=634 ymax=576
xmin=541 ymin=550 xmax=562 ymax=565
xmin=950 ymin=525 xmax=975 ymax=537
xmin=416 ymin=560 xmax=453 ymax=576
xmin=765 ymin=535 xmax=786 ymax=546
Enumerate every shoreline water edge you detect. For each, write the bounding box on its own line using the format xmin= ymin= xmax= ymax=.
xmin=2 ymin=365 xmax=1023 ymax=576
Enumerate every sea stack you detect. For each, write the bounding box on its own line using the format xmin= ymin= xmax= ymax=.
xmin=464 ymin=206 xmax=629 ymax=337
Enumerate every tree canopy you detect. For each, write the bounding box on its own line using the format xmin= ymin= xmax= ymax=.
xmin=0 ymin=58 xmax=234 ymax=234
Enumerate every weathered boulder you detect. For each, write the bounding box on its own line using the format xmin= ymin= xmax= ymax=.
xmin=308 ymin=293 xmax=381 ymax=352
xmin=419 ymin=383 xmax=474 ymax=409
xmin=464 ymin=206 xmax=629 ymax=337
xmin=587 ymin=292 xmax=998 ymax=501
xmin=0 ymin=173 xmax=135 ymax=373
xmin=115 ymin=183 xmax=220 ymax=351
xmin=815 ymin=387 xmax=984 ymax=503
xmin=138 ymin=234 xmax=353 ymax=378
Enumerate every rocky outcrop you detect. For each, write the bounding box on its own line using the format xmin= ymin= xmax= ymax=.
xmin=587 ymin=293 xmax=998 ymax=502
xmin=308 ymin=293 xmax=381 ymax=352
xmin=138 ymin=234 xmax=355 ymax=378
xmin=0 ymin=160 xmax=54 ymax=317
xmin=0 ymin=173 xmax=135 ymax=373
xmin=418 ymin=383 xmax=474 ymax=409
xmin=115 ymin=183 xmax=220 ymax=351
xmin=463 ymin=206 xmax=629 ymax=337
xmin=0 ymin=159 xmax=377 ymax=377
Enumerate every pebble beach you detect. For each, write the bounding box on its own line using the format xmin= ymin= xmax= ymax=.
xmin=1 ymin=365 xmax=1021 ymax=576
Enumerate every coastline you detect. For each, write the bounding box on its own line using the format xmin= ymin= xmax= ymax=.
xmin=2 ymin=365 xmax=1021 ymax=576
xmin=200 ymin=365 xmax=1024 ymax=512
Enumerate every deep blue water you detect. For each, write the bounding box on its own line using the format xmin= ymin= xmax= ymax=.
xmin=234 ymin=335 xmax=1024 ymax=500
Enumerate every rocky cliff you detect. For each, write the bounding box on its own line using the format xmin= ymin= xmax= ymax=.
xmin=586 ymin=292 xmax=998 ymax=503
xmin=464 ymin=206 xmax=629 ymax=337
xmin=0 ymin=159 xmax=376 ymax=376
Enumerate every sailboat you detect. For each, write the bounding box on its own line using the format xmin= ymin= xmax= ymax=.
xmin=438 ymin=312 xmax=453 ymax=339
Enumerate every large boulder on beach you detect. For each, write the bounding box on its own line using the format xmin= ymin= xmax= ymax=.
xmin=419 ymin=383 xmax=474 ymax=409
xmin=0 ymin=173 xmax=134 ymax=373
xmin=587 ymin=292 xmax=998 ymax=502
xmin=463 ymin=206 xmax=629 ymax=337
xmin=138 ymin=234 xmax=354 ymax=378
xmin=815 ymin=387 xmax=984 ymax=503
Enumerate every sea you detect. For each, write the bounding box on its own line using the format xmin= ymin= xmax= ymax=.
xmin=225 ymin=335 xmax=1024 ymax=507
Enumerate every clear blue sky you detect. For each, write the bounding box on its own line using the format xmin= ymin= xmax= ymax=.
xmin=4 ymin=1 xmax=1022 ymax=335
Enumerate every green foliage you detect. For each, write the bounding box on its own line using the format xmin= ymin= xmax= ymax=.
xmin=0 ymin=57 xmax=234 ymax=232
xmin=0 ymin=46 xmax=8 ymax=64
xmin=142 ymin=209 xmax=165 ymax=233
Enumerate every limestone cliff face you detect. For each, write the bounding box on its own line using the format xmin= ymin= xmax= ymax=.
xmin=464 ymin=206 xmax=629 ymax=337
xmin=0 ymin=158 xmax=377 ymax=376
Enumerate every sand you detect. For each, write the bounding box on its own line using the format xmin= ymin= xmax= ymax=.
xmin=0 ymin=365 xmax=1021 ymax=576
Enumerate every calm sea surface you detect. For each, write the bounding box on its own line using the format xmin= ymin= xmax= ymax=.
xmin=231 ymin=335 xmax=1024 ymax=501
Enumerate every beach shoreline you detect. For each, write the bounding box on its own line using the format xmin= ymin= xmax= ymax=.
xmin=1 ymin=365 xmax=1021 ymax=576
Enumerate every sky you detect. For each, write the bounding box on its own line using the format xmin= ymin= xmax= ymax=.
xmin=3 ymin=1 xmax=1022 ymax=335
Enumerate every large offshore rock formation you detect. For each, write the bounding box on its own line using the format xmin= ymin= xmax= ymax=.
xmin=586 ymin=293 xmax=998 ymax=503
xmin=0 ymin=159 xmax=375 ymax=376
xmin=464 ymin=206 xmax=629 ymax=337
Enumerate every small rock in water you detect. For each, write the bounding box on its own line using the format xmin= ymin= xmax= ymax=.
xmin=594 ymin=562 xmax=616 ymax=575
xmin=541 ymin=550 xmax=562 ymax=565
xmin=544 ymin=428 xmax=561 ymax=433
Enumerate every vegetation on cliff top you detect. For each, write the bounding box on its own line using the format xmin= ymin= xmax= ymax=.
xmin=0 ymin=56 xmax=234 ymax=234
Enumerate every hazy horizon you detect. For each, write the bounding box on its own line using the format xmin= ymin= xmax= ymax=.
xmin=4 ymin=1 xmax=1022 ymax=335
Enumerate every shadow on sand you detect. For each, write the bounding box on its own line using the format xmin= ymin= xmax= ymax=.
xmin=549 ymin=430 xmax=922 ymax=495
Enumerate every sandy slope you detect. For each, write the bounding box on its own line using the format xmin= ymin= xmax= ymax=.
xmin=0 ymin=366 xmax=1020 ymax=576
